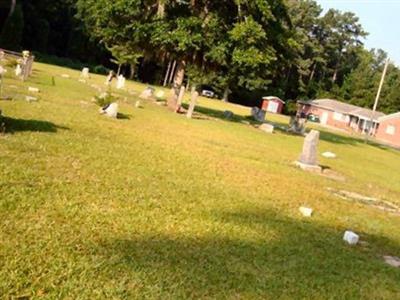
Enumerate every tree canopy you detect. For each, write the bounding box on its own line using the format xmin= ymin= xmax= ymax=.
xmin=2 ymin=0 xmax=400 ymax=113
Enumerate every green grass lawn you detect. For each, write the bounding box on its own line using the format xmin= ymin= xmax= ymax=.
xmin=1 ymin=62 xmax=400 ymax=299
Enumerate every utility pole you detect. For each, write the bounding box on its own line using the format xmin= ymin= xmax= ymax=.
xmin=366 ymin=57 xmax=390 ymax=142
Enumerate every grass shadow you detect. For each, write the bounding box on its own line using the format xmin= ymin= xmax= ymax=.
xmin=94 ymin=208 xmax=400 ymax=298
xmin=182 ymin=103 xmax=261 ymax=125
xmin=1 ymin=117 xmax=69 ymax=133
xmin=117 ymin=112 xmax=131 ymax=120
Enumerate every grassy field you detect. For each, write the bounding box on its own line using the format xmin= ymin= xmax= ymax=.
xmin=1 ymin=62 xmax=400 ymax=299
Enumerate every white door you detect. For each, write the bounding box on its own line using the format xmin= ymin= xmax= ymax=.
xmin=267 ymin=101 xmax=279 ymax=113
xmin=321 ymin=112 xmax=329 ymax=125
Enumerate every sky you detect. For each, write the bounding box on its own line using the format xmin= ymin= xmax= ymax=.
xmin=317 ymin=0 xmax=400 ymax=65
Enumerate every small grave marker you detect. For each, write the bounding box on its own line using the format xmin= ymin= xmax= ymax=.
xmin=343 ymin=231 xmax=359 ymax=245
xmin=116 ymin=75 xmax=126 ymax=89
xmin=186 ymin=91 xmax=199 ymax=119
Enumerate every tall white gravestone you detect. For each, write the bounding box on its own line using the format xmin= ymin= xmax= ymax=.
xmin=296 ymin=130 xmax=322 ymax=172
xmin=116 ymin=75 xmax=125 ymax=89
xmin=186 ymin=91 xmax=199 ymax=119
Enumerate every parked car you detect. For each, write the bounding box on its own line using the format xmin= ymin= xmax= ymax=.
xmin=201 ymin=90 xmax=215 ymax=98
xmin=308 ymin=114 xmax=320 ymax=123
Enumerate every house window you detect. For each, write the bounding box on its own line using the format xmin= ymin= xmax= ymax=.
xmin=386 ymin=125 xmax=396 ymax=135
xmin=333 ymin=112 xmax=347 ymax=122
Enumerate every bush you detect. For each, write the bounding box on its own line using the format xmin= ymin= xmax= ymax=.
xmin=4 ymin=58 xmax=19 ymax=68
xmin=94 ymin=91 xmax=117 ymax=107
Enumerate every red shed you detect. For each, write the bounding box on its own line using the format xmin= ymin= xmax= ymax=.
xmin=261 ymin=96 xmax=285 ymax=114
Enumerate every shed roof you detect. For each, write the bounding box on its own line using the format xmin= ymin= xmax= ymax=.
xmin=298 ymin=99 xmax=385 ymax=121
xmin=262 ymin=96 xmax=285 ymax=104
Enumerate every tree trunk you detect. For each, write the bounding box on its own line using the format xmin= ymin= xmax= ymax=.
xmin=8 ymin=0 xmax=16 ymax=18
xmin=168 ymin=60 xmax=177 ymax=85
xmin=167 ymin=60 xmax=186 ymax=110
xmin=309 ymin=62 xmax=316 ymax=82
xmin=157 ymin=0 xmax=165 ymax=18
xmin=222 ymin=86 xmax=230 ymax=102
xmin=163 ymin=60 xmax=171 ymax=86
xmin=173 ymin=59 xmax=186 ymax=88
xmin=129 ymin=63 xmax=135 ymax=79
xmin=332 ymin=67 xmax=338 ymax=83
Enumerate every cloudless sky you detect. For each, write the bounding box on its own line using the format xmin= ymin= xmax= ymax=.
xmin=317 ymin=0 xmax=400 ymax=65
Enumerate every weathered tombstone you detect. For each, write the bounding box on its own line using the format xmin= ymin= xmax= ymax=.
xmin=135 ymin=100 xmax=141 ymax=108
xmin=175 ymin=86 xmax=185 ymax=112
xmin=223 ymin=110 xmax=234 ymax=120
xmin=288 ymin=115 xmax=306 ymax=135
xmin=259 ymin=123 xmax=274 ymax=133
xmin=296 ymin=130 xmax=321 ymax=172
xmin=140 ymin=87 xmax=155 ymax=100
xmin=167 ymin=87 xmax=178 ymax=111
xmin=81 ymin=67 xmax=90 ymax=80
xmin=116 ymin=75 xmax=125 ymax=89
xmin=383 ymin=256 xmax=400 ymax=268
xmin=26 ymin=96 xmax=38 ymax=102
xmin=251 ymin=107 xmax=266 ymax=122
xmin=186 ymin=91 xmax=199 ymax=119
xmin=100 ymin=103 xmax=118 ymax=118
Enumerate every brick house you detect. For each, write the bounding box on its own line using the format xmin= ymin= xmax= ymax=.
xmin=297 ymin=99 xmax=400 ymax=147
xmin=297 ymin=99 xmax=385 ymax=134
xmin=375 ymin=113 xmax=400 ymax=147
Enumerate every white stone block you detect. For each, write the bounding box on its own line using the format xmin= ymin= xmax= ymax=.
xmin=28 ymin=87 xmax=40 ymax=93
xmin=299 ymin=206 xmax=313 ymax=217
xmin=343 ymin=231 xmax=359 ymax=245
xmin=322 ymin=151 xmax=337 ymax=158
xmin=259 ymin=123 xmax=274 ymax=133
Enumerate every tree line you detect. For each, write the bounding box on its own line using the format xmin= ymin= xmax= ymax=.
xmin=1 ymin=0 xmax=400 ymax=113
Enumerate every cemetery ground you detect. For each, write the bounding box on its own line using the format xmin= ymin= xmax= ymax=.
xmin=1 ymin=63 xmax=400 ymax=299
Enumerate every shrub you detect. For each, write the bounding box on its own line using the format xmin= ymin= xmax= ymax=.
xmin=94 ymin=91 xmax=117 ymax=107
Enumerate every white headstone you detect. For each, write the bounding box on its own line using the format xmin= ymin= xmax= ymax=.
xmin=116 ymin=75 xmax=125 ymax=89
xmin=28 ymin=87 xmax=40 ymax=93
xmin=259 ymin=123 xmax=274 ymax=133
xmin=100 ymin=103 xmax=118 ymax=118
xmin=299 ymin=207 xmax=313 ymax=217
xmin=61 ymin=74 xmax=70 ymax=78
xmin=15 ymin=65 xmax=22 ymax=77
xmin=81 ymin=67 xmax=90 ymax=79
xmin=26 ymin=96 xmax=38 ymax=102
xmin=186 ymin=91 xmax=199 ymax=119
xmin=140 ymin=87 xmax=155 ymax=100
xmin=343 ymin=231 xmax=359 ymax=245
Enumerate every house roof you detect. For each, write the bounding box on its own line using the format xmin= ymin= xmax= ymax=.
xmin=262 ymin=96 xmax=285 ymax=104
xmin=298 ymin=99 xmax=386 ymax=121
xmin=378 ymin=112 xmax=400 ymax=122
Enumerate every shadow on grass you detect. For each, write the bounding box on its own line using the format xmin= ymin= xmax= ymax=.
xmin=117 ymin=112 xmax=131 ymax=120
xmin=95 ymin=208 xmax=400 ymax=298
xmin=181 ymin=103 xmax=260 ymax=125
xmin=1 ymin=117 xmax=69 ymax=133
